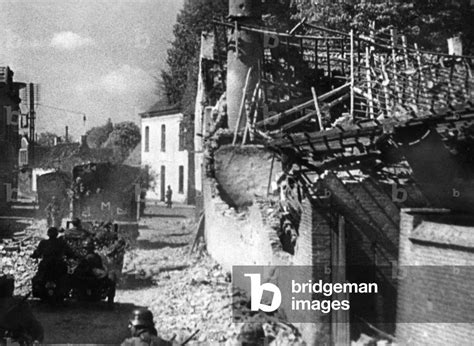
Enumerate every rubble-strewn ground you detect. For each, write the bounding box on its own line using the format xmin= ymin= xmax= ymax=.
xmin=117 ymin=216 xmax=239 ymax=344
xmin=1 ymin=216 xmax=239 ymax=344
xmin=2 ymin=215 xmax=304 ymax=345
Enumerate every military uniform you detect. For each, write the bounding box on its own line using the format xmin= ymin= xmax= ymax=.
xmin=121 ymin=330 xmax=173 ymax=346
xmin=64 ymin=222 xmax=93 ymax=258
xmin=32 ymin=237 xmax=76 ymax=261
xmin=45 ymin=198 xmax=62 ymax=228
xmin=122 ymin=309 xmax=174 ymax=346
xmin=31 ymin=232 xmax=76 ymax=297
xmin=32 ymin=236 xmax=76 ymax=277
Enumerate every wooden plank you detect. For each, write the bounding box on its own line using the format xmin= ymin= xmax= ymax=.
xmin=232 ymin=67 xmax=253 ymax=145
xmin=281 ymin=94 xmax=349 ymax=131
xmin=257 ymin=83 xmax=350 ymax=126
xmin=350 ymin=30 xmax=355 ymax=118
xmin=365 ymin=47 xmax=374 ymax=118
xmin=311 ymin=87 xmax=324 ymax=130
xmin=189 ymin=213 xmax=205 ymax=255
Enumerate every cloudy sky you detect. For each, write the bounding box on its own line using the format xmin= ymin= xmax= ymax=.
xmin=0 ymin=0 xmax=184 ymax=139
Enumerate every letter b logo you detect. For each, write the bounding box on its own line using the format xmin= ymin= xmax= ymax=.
xmin=392 ymin=184 xmax=407 ymax=203
xmin=245 ymin=273 xmax=282 ymax=312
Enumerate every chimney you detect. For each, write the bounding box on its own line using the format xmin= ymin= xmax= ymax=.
xmin=65 ymin=126 xmax=69 ymax=143
xmin=80 ymin=135 xmax=89 ymax=150
xmin=226 ymin=0 xmax=262 ymax=132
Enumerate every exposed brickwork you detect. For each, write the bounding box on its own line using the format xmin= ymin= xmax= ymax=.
xmin=294 ymin=198 xmax=332 ymax=266
xmin=292 ymin=198 xmax=332 ymax=345
xmin=322 ymin=173 xmax=398 ymax=263
xmin=396 ymin=209 xmax=474 ymax=345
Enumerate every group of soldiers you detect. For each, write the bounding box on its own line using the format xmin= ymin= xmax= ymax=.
xmin=32 ymin=217 xmax=122 ymax=304
xmin=1 ymin=216 xmax=175 ymax=345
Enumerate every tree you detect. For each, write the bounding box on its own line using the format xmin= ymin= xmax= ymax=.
xmin=291 ymin=0 xmax=474 ymax=53
xmin=160 ymin=0 xmax=228 ymax=106
xmin=86 ymin=118 xmax=114 ymax=148
xmin=104 ymin=121 xmax=141 ymax=159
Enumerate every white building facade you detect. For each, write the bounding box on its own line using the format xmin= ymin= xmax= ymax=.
xmin=141 ymin=103 xmax=189 ymax=204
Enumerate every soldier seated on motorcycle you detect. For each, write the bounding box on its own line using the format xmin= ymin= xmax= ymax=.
xmin=31 ymin=227 xmax=76 ymax=293
xmin=64 ymin=218 xmax=95 ymax=256
xmin=121 ymin=308 xmax=173 ymax=346
xmin=73 ymin=239 xmax=116 ymax=304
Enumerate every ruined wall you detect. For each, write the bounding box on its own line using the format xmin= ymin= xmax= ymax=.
xmin=203 ymin=178 xmax=288 ymax=271
xmin=292 ymin=198 xmax=332 ymax=345
xmin=396 ymin=209 xmax=474 ymax=345
xmin=204 ymin=146 xmax=333 ymax=345
xmin=214 ymin=146 xmax=280 ymax=208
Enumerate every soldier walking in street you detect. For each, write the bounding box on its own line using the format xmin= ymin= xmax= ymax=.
xmin=165 ymin=186 xmax=173 ymax=209
xmin=45 ymin=196 xmax=62 ymax=228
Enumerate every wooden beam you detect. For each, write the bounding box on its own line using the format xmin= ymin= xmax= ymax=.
xmin=257 ymin=83 xmax=350 ymax=127
xmin=311 ymin=87 xmax=324 ymax=130
xmin=233 ymin=67 xmax=253 ymax=145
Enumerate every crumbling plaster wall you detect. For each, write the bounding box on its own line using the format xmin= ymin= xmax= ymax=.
xmin=203 ymin=145 xmax=331 ymax=345
xmin=213 ymin=145 xmax=280 ymax=208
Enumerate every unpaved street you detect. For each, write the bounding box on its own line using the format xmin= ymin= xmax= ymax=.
xmin=29 ymin=215 xmax=236 ymax=345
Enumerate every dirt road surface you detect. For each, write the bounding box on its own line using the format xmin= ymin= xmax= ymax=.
xmin=29 ymin=215 xmax=236 ymax=345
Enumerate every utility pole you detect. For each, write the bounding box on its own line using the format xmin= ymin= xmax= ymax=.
xmin=227 ymin=0 xmax=262 ymax=131
xmin=28 ymin=83 xmax=35 ymax=162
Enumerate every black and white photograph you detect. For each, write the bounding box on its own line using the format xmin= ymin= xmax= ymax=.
xmin=1 ymin=0 xmax=473 ymax=345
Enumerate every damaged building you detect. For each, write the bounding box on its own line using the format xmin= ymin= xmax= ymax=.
xmin=194 ymin=1 xmax=474 ymax=345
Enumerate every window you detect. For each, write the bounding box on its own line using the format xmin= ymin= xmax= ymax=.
xmin=178 ymin=166 xmax=184 ymax=194
xmin=19 ymin=148 xmax=28 ymax=166
xmin=178 ymin=122 xmax=185 ymax=151
xmin=144 ymin=126 xmax=149 ymax=152
xmin=161 ymin=124 xmax=166 ymax=152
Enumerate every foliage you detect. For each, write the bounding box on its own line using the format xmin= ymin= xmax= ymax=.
xmin=85 ymin=118 xmax=114 ymax=148
xmin=291 ymin=0 xmax=474 ymax=53
xmin=160 ymin=0 xmax=228 ymax=106
xmin=262 ymin=0 xmax=298 ymax=31
xmin=104 ymin=121 xmax=141 ymax=159
xmin=37 ymin=132 xmax=59 ymax=146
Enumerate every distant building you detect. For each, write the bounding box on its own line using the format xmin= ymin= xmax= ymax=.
xmin=0 ymin=66 xmax=26 ymax=214
xmin=140 ymin=101 xmax=190 ymax=204
xmin=17 ymin=136 xmax=114 ymax=201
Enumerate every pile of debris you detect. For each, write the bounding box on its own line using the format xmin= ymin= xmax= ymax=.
xmin=352 ymin=333 xmax=396 ymax=346
xmin=0 ymin=229 xmax=40 ymax=296
xmin=139 ymin=252 xmax=303 ymax=345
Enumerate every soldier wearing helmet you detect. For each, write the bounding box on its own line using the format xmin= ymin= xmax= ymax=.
xmin=73 ymin=239 xmax=116 ymax=304
xmin=121 ymin=308 xmax=173 ymax=346
xmin=31 ymin=227 xmax=76 ymax=292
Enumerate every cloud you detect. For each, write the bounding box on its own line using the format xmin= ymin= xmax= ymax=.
xmin=78 ymin=65 xmax=155 ymax=96
xmin=76 ymin=65 xmax=157 ymax=112
xmin=51 ymin=31 xmax=93 ymax=50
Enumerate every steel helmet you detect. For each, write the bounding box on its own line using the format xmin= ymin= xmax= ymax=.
xmin=129 ymin=308 xmax=154 ymax=328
